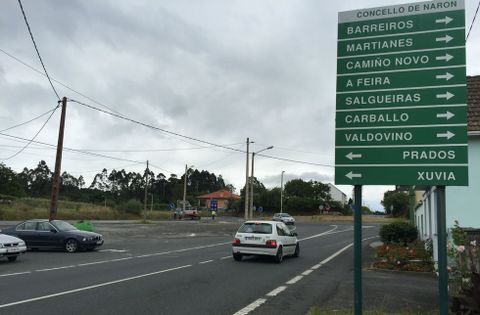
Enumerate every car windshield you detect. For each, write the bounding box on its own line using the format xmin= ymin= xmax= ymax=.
xmin=238 ymin=223 xmax=272 ymax=234
xmin=51 ymin=220 xmax=78 ymax=231
xmin=280 ymin=213 xmax=291 ymax=217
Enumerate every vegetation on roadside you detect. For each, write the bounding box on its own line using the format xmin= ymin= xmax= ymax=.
xmin=374 ymin=221 xmax=434 ymax=272
xmin=448 ymin=220 xmax=480 ymax=314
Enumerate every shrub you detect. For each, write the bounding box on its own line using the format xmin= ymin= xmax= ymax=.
xmin=120 ymin=199 xmax=143 ymax=216
xmin=379 ymin=221 xmax=418 ymax=244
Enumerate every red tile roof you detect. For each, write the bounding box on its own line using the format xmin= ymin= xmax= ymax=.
xmin=196 ymin=189 xmax=241 ymax=200
xmin=468 ymin=75 xmax=480 ymax=132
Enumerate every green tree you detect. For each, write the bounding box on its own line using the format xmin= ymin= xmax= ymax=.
xmin=0 ymin=163 xmax=24 ymax=197
xmin=381 ymin=190 xmax=409 ymax=217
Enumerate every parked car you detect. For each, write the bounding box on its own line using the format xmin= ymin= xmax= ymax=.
xmin=232 ymin=220 xmax=299 ymax=263
xmin=0 ymin=233 xmax=27 ymax=262
xmin=272 ymin=213 xmax=296 ymax=227
xmin=2 ymin=219 xmax=104 ymax=253
xmin=174 ymin=207 xmax=201 ymax=220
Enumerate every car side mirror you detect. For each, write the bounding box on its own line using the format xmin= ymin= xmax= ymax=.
xmin=292 ymin=232 xmax=298 ymax=236
xmin=50 ymin=229 xmax=57 ymax=233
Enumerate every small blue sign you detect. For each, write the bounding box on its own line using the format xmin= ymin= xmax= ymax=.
xmin=210 ymin=199 xmax=218 ymax=210
xmin=168 ymin=202 xmax=175 ymax=210
xmin=258 ymin=206 xmax=263 ymax=213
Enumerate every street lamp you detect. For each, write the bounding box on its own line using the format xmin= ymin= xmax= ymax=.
xmin=249 ymin=145 xmax=273 ymax=219
xmin=280 ymin=171 xmax=285 ymax=213
xmin=183 ymin=164 xmax=194 ymax=212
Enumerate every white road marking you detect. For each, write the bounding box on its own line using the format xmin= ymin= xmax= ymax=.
xmin=98 ymin=249 xmax=128 ymax=253
xmin=311 ymin=263 xmax=323 ymax=270
xmin=220 ymin=255 xmax=231 ymax=260
xmin=199 ymin=260 xmax=213 ymax=264
xmin=233 ymin=298 xmax=267 ymax=315
xmin=302 ymin=269 xmax=314 ymax=276
xmin=286 ymin=275 xmax=303 ymax=285
xmin=266 ymin=286 xmax=287 ymax=297
xmin=0 ymin=265 xmax=192 ymax=309
xmin=0 ymin=271 xmax=31 ymax=278
xmin=298 ymin=225 xmax=338 ymax=241
xmin=35 ymin=265 xmax=76 ymax=272
xmin=77 ymin=260 xmax=109 ymax=266
xmin=109 ymin=257 xmax=133 ymax=262
xmin=320 ymin=243 xmax=353 ymax=265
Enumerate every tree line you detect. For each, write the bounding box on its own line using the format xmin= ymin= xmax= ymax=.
xmin=0 ymin=160 xmax=351 ymax=214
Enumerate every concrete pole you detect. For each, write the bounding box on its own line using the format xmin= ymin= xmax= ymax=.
xmin=144 ymin=160 xmax=149 ymax=221
xmin=280 ymin=170 xmax=285 ymax=213
xmin=244 ymin=138 xmax=250 ymax=220
xmin=249 ymin=152 xmax=255 ymax=219
xmin=183 ymin=164 xmax=187 ymax=212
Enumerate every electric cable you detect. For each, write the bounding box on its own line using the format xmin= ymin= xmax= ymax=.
xmin=17 ymin=0 xmax=60 ymax=100
xmin=0 ymin=105 xmax=59 ymax=160
xmin=466 ymin=0 xmax=480 ymax=42
xmin=0 ymin=107 xmax=57 ymax=133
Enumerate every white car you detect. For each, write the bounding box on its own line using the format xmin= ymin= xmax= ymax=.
xmin=0 ymin=233 xmax=27 ymax=262
xmin=272 ymin=213 xmax=296 ymax=227
xmin=232 ymin=220 xmax=299 ymax=263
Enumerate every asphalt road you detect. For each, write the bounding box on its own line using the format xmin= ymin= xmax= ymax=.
xmin=0 ymin=221 xmax=380 ymax=315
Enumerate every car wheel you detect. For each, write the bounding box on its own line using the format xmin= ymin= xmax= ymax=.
xmin=65 ymin=239 xmax=78 ymax=253
xmin=293 ymin=243 xmax=300 ymax=258
xmin=7 ymin=256 xmax=17 ymax=262
xmin=274 ymin=246 xmax=283 ymax=264
xmin=233 ymin=253 xmax=242 ymax=261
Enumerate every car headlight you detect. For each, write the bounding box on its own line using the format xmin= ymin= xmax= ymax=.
xmin=19 ymin=242 xmax=25 ymax=246
xmin=0 ymin=244 xmax=4 ymax=248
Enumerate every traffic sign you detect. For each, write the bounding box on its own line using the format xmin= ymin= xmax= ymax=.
xmin=335 ymin=0 xmax=468 ymax=186
xmin=210 ymin=199 xmax=218 ymax=210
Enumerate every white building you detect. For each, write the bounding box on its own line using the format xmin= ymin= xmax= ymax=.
xmin=328 ymin=183 xmax=347 ymax=205
xmin=415 ymin=75 xmax=480 ymax=263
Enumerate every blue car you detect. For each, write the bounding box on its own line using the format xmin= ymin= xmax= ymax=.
xmin=2 ymin=219 xmax=104 ymax=253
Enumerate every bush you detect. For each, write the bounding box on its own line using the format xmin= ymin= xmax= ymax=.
xmin=379 ymin=221 xmax=418 ymax=244
xmin=120 ymin=199 xmax=143 ymax=216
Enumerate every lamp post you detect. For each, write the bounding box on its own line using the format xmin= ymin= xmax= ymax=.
xmin=183 ymin=164 xmax=194 ymax=212
xmin=249 ymin=146 xmax=273 ymax=219
xmin=280 ymin=170 xmax=285 ymax=213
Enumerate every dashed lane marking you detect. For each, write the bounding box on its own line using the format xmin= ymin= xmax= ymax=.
xmin=199 ymin=260 xmax=213 ymax=264
xmin=266 ymin=286 xmax=287 ymax=297
xmin=0 ymin=271 xmax=31 ymax=278
xmin=233 ymin=298 xmax=267 ymax=315
xmin=286 ymin=275 xmax=303 ymax=285
xmin=220 ymin=255 xmax=231 ymax=260
xmin=302 ymin=269 xmax=314 ymax=276
xmin=36 ymin=265 xmax=76 ymax=272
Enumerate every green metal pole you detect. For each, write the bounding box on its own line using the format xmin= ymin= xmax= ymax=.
xmin=354 ymin=185 xmax=362 ymax=315
xmin=436 ymin=186 xmax=448 ymax=315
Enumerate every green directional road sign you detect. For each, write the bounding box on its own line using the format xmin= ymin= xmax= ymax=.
xmin=335 ymin=0 xmax=468 ymax=186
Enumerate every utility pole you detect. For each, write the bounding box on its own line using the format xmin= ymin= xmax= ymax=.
xmin=144 ymin=160 xmax=149 ymax=222
xmin=249 ymin=152 xmax=256 ymax=219
xmin=244 ymin=138 xmax=251 ymax=220
xmin=150 ymin=193 xmax=154 ymax=212
xmin=183 ymin=164 xmax=188 ymax=213
xmin=49 ymin=97 xmax=67 ymax=221
xmin=280 ymin=171 xmax=285 ymax=213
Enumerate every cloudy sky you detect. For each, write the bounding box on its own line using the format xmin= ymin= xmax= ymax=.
xmin=1 ymin=0 xmax=479 ymax=211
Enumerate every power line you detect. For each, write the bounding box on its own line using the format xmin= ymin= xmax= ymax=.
xmin=257 ymin=153 xmax=334 ymax=168
xmin=466 ymin=0 xmax=480 ymax=42
xmin=0 ymin=106 xmax=59 ymax=161
xmin=69 ymin=98 xmax=246 ymax=154
xmin=0 ymin=132 xmax=144 ymax=164
xmin=17 ymin=0 xmax=60 ymax=100
xmin=70 ymin=99 xmax=334 ymax=167
xmin=0 ymin=48 xmax=125 ymax=116
xmin=0 ymin=107 xmax=57 ymax=133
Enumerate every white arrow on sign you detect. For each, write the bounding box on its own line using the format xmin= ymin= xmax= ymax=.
xmin=436 ymin=53 xmax=454 ymax=62
xmin=436 ymin=111 xmax=455 ymax=120
xmin=346 ymin=152 xmax=362 ymax=160
xmin=436 ymin=91 xmax=454 ymax=100
xmin=345 ymin=171 xmax=362 ymax=180
xmin=435 ymin=16 xmax=453 ymax=25
xmin=435 ymin=72 xmax=454 ymax=81
xmin=436 ymin=35 xmax=453 ymax=43
xmin=437 ymin=131 xmax=455 ymax=140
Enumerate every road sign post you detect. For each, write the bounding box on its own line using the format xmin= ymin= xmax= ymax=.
xmin=335 ymin=1 xmax=468 ymax=314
